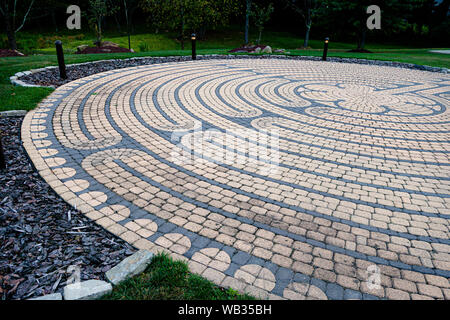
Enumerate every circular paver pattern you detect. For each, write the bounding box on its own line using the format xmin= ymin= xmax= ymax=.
xmin=22 ymin=59 xmax=450 ymax=300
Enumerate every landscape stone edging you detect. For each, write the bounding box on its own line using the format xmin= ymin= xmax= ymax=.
xmin=0 ymin=110 xmax=28 ymax=117
xmin=10 ymin=54 xmax=449 ymax=89
xmin=63 ymin=279 xmax=113 ymax=300
xmin=30 ymin=250 xmax=153 ymax=300
xmin=105 ymin=249 xmax=154 ymax=285
xmin=28 ymin=249 xmax=251 ymax=300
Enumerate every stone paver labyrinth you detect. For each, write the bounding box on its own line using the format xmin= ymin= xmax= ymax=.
xmin=22 ymin=59 xmax=450 ymax=300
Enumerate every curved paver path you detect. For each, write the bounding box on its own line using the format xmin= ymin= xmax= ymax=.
xmin=22 ymin=59 xmax=450 ymax=300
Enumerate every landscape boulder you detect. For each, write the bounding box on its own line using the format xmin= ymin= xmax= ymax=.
xmin=262 ymin=46 xmax=272 ymax=54
xmin=253 ymin=47 xmax=262 ymax=54
xmin=64 ymin=279 xmax=112 ymax=300
xmin=77 ymin=45 xmax=89 ymax=52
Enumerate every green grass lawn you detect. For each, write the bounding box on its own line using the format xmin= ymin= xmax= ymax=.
xmin=100 ymin=253 xmax=254 ymax=300
xmin=5 ymin=29 xmax=429 ymax=54
xmin=1 ymin=29 xmax=449 ymax=112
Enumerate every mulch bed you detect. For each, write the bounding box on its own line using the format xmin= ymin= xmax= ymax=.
xmin=229 ymin=45 xmax=267 ymax=53
xmin=75 ymin=45 xmax=132 ymax=54
xmin=0 ymin=116 xmax=135 ymax=300
xmin=0 ymin=49 xmax=25 ymax=57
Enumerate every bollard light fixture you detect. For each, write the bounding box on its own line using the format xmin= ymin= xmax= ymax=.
xmin=191 ymin=33 xmax=197 ymax=60
xmin=322 ymin=37 xmax=329 ymax=61
xmin=55 ymin=40 xmax=67 ymax=79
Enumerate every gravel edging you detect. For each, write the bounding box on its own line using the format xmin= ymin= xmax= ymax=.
xmin=11 ymin=54 xmax=449 ymax=88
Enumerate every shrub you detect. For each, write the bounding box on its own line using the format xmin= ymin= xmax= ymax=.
xmin=138 ymin=42 xmax=149 ymax=52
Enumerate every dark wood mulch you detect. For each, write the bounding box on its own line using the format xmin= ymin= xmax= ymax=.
xmin=228 ymin=45 xmax=267 ymax=53
xmin=0 ymin=49 xmax=25 ymax=57
xmin=0 ymin=116 xmax=135 ymax=300
xmin=75 ymin=45 xmax=133 ymax=54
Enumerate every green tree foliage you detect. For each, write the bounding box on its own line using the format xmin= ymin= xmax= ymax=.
xmin=250 ymin=2 xmax=274 ymax=45
xmin=88 ymin=0 xmax=118 ymax=46
xmin=0 ymin=0 xmax=35 ymax=50
xmin=140 ymin=0 xmax=241 ymax=48
xmin=285 ymin=0 xmax=324 ymax=48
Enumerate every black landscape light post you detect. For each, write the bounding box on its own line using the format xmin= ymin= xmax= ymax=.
xmin=0 ymin=131 xmax=6 ymax=170
xmin=322 ymin=37 xmax=329 ymax=61
xmin=55 ymin=40 xmax=67 ymax=79
xmin=191 ymin=33 xmax=197 ymax=60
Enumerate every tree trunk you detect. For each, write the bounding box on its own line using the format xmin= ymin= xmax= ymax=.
xmin=97 ymin=18 xmax=102 ymax=46
xmin=257 ymin=28 xmax=262 ymax=45
xmin=4 ymin=15 xmax=17 ymax=50
xmin=180 ymin=5 xmax=185 ymax=50
xmin=51 ymin=9 xmax=58 ymax=32
xmin=358 ymin=28 xmax=366 ymax=50
xmin=302 ymin=2 xmax=312 ymax=48
xmin=124 ymin=0 xmax=130 ymax=50
xmin=245 ymin=0 xmax=252 ymax=45
xmin=114 ymin=14 xmax=122 ymax=33
xmin=303 ymin=25 xmax=311 ymax=48
xmin=129 ymin=7 xmax=137 ymax=33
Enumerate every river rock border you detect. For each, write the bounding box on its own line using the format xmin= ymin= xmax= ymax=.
xmin=10 ymin=54 xmax=449 ymax=89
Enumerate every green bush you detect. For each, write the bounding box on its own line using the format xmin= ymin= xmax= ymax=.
xmin=138 ymin=42 xmax=150 ymax=52
xmin=18 ymin=38 xmax=38 ymax=54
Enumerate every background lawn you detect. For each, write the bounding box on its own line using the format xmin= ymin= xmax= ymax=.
xmin=0 ymin=30 xmax=449 ymax=112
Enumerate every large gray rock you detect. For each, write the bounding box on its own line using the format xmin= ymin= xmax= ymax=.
xmin=262 ymin=46 xmax=272 ymax=54
xmin=64 ymin=280 xmax=112 ymax=300
xmin=76 ymin=45 xmax=89 ymax=52
xmin=106 ymin=250 xmax=154 ymax=285
xmin=28 ymin=293 xmax=63 ymax=300
xmin=102 ymin=41 xmax=120 ymax=47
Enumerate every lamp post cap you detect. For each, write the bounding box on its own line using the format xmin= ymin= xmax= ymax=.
xmin=325 ymin=37 xmax=329 ymax=41
xmin=55 ymin=40 xmax=62 ymax=45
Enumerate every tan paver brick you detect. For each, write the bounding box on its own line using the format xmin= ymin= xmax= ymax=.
xmin=22 ymin=58 xmax=450 ymax=302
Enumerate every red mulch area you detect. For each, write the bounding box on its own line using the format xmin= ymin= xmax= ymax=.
xmin=229 ymin=45 xmax=267 ymax=53
xmin=0 ymin=49 xmax=25 ymax=57
xmin=75 ymin=46 xmax=132 ymax=54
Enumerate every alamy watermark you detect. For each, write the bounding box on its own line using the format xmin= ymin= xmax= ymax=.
xmin=66 ymin=5 xmax=81 ymax=30
xmin=367 ymin=5 xmax=381 ymax=30
xmin=66 ymin=265 xmax=81 ymax=288
xmin=170 ymin=121 xmax=280 ymax=176
xmin=366 ymin=264 xmax=381 ymax=290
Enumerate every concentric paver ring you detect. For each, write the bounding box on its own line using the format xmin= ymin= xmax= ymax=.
xmin=22 ymin=59 xmax=450 ymax=300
